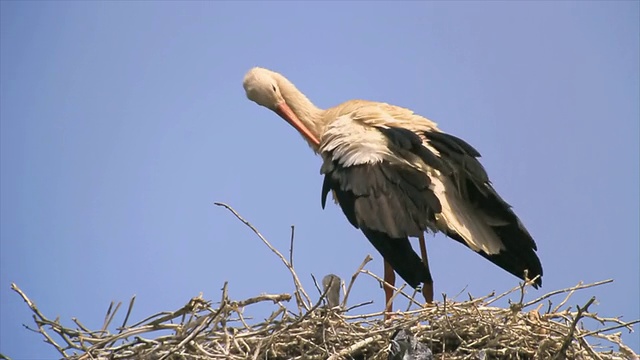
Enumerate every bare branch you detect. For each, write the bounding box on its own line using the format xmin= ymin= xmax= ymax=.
xmin=341 ymin=255 xmax=373 ymax=308
xmin=214 ymin=202 xmax=312 ymax=312
xmin=553 ymin=297 xmax=596 ymax=360
xmin=523 ymin=279 xmax=613 ymax=308
xmin=118 ymin=295 xmax=136 ymax=333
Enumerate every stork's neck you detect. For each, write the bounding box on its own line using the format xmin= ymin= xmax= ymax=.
xmin=275 ymin=74 xmax=324 ymax=143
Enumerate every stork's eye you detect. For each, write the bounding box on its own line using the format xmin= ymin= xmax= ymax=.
xmin=271 ymin=84 xmax=277 ymax=92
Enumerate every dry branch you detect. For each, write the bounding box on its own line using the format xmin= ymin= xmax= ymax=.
xmin=214 ymin=202 xmax=312 ymax=313
xmin=7 ymin=203 xmax=639 ymax=360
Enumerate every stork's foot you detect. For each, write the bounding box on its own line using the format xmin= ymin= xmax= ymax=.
xmin=383 ymin=296 xmax=396 ymax=320
xmin=422 ymin=302 xmax=436 ymax=310
xmin=422 ymin=282 xmax=434 ymax=304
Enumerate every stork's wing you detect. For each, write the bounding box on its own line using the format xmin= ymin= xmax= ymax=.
xmin=421 ymin=130 xmax=543 ymax=287
xmin=319 ymin=116 xmax=440 ymax=288
xmin=320 ymin=110 xmax=543 ymax=288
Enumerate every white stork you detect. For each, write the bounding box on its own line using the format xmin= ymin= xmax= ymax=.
xmin=242 ymin=67 xmax=543 ymax=316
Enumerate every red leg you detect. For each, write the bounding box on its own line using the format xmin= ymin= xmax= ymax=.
xmin=418 ymin=233 xmax=434 ymax=304
xmin=383 ymin=260 xmax=396 ymax=319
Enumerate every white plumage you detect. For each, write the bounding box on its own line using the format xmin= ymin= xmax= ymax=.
xmin=243 ymin=67 xmax=542 ymax=317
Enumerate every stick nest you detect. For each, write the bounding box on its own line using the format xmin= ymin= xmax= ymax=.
xmin=6 ymin=203 xmax=639 ymax=360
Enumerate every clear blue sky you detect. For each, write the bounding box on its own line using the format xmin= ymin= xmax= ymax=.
xmin=1 ymin=2 xmax=638 ymax=358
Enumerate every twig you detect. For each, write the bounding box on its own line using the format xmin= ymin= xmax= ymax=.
xmin=11 ymin=283 xmax=69 ymax=357
xmin=523 ymin=279 xmax=613 ymax=308
xmin=443 ymin=294 xmax=464 ymax=344
xmin=310 ymin=273 xmax=323 ymax=298
xmin=360 ymin=270 xmax=424 ymax=309
xmin=384 ymin=284 xmax=407 ymax=317
xmin=553 ymin=296 xmax=596 ymax=360
xmin=158 ymin=284 xmax=228 ymax=360
xmin=289 ymin=225 xmax=295 ymax=266
xmin=579 ymin=319 xmax=640 ymax=338
xmin=282 ymin=280 xmax=332 ymax=331
xmin=235 ymin=293 xmax=292 ymax=308
xmin=405 ymin=288 xmax=420 ymax=312
xmin=484 ymin=282 xmax=522 ymax=306
xmin=326 ymin=335 xmax=382 ymax=360
xmin=118 ymin=295 xmax=136 ymax=333
xmin=344 ymin=301 xmax=374 ymax=313
xmin=214 ymin=202 xmax=312 ymax=312
xmin=341 ymin=255 xmax=373 ymax=308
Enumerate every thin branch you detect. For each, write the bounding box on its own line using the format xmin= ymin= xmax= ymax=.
xmin=10 ymin=284 xmax=69 ymax=357
xmin=214 ymin=202 xmax=312 ymax=311
xmin=344 ymin=301 xmax=374 ymax=313
xmin=310 ymin=273 xmax=323 ymax=298
xmin=523 ymin=279 xmax=613 ymax=308
xmin=289 ymin=225 xmax=295 ymax=267
xmin=158 ymin=284 xmax=228 ymax=360
xmin=101 ymin=300 xmax=123 ymax=336
xmin=579 ymin=319 xmax=640 ymax=338
xmin=442 ymin=293 xmax=464 ymax=347
xmin=341 ymin=255 xmax=373 ymax=308
xmin=360 ymin=270 xmax=424 ymax=309
xmin=118 ymin=295 xmax=136 ymax=333
xmin=553 ymin=297 xmax=596 ymax=360
xmin=326 ymin=335 xmax=382 ymax=360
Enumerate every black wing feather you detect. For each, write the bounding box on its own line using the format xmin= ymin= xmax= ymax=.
xmin=378 ymin=127 xmax=450 ymax=175
xmin=322 ymin=160 xmax=439 ymax=240
xmin=424 ymin=130 xmax=543 ymax=287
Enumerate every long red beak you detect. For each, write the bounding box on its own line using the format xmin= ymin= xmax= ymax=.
xmin=275 ymin=102 xmax=320 ymax=147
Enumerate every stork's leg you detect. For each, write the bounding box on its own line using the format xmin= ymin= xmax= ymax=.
xmin=383 ymin=260 xmax=396 ymax=319
xmin=418 ymin=233 xmax=434 ymax=304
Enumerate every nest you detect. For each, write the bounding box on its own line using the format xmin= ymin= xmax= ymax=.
xmin=5 ymin=203 xmax=639 ymax=360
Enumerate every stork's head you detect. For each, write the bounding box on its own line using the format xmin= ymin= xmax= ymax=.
xmin=243 ymin=67 xmax=284 ymax=111
xmin=243 ymin=67 xmax=320 ymax=146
